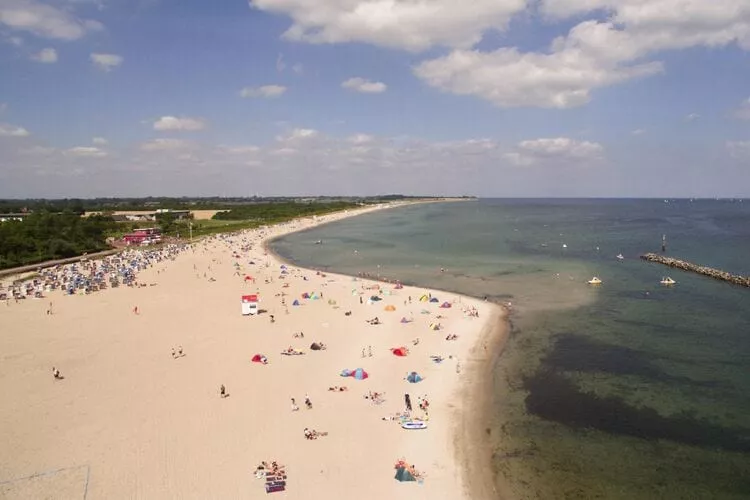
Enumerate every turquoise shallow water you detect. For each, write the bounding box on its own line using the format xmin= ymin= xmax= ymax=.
xmin=272 ymin=199 xmax=750 ymax=499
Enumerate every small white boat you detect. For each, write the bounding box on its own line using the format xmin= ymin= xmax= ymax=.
xmin=401 ymin=421 xmax=428 ymax=430
xmin=616 ymin=254 xmax=624 ymax=260
xmin=587 ymin=277 xmax=602 ymax=285
xmin=660 ymin=277 xmax=676 ymax=285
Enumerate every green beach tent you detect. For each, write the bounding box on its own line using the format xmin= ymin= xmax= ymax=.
xmin=394 ymin=467 xmax=416 ymax=482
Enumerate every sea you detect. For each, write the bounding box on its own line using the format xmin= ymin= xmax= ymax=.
xmin=270 ymin=199 xmax=750 ymax=499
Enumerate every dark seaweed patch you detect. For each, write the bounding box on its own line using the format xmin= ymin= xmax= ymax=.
xmin=544 ymin=334 xmax=723 ymax=389
xmin=523 ymin=368 xmax=750 ymax=453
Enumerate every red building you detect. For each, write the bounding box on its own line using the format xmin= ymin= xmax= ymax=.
xmin=123 ymin=228 xmax=162 ymax=246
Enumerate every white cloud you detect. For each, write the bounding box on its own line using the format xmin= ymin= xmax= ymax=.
xmin=727 ymin=141 xmax=750 ymax=159
xmin=342 ymin=77 xmax=387 ymax=94
xmin=275 ymin=53 xmax=286 ymax=72
xmin=276 ymin=128 xmax=319 ymax=143
xmin=249 ymin=0 xmax=527 ymax=52
xmin=415 ymin=44 xmax=661 ymax=108
xmin=90 ymin=52 xmax=122 ymax=71
xmin=153 ymin=116 xmax=206 ymax=131
xmin=0 ymin=0 xmax=103 ymax=40
xmin=414 ymin=1 xmax=750 ymax=108
xmin=0 ymin=123 xmax=30 ymax=137
xmin=508 ymin=137 xmax=604 ymax=165
xmin=733 ymin=98 xmax=750 ymax=120
xmin=140 ymin=138 xmax=190 ymax=151
xmin=218 ymin=145 xmax=261 ymax=154
xmin=66 ymin=146 xmax=107 ymax=157
xmin=631 ymin=129 xmax=645 ymax=136
xmin=240 ymin=85 xmax=287 ymax=98
xmin=92 ymin=136 xmax=108 ymax=145
xmin=348 ymin=134 xmax=374 ymax=144
xmin=292 ymin=63 xmax=304 ymax=74
xmin=7 ymin=35 xmax=24 ymax=46
xmin=30 ymin=47 xmax=57 ymax=63
xmin=685 ymin=113 xmax=700 ymax=121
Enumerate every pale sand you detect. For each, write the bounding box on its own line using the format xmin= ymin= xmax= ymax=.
xmin=0 ymin=203 xmax=505 ymax=499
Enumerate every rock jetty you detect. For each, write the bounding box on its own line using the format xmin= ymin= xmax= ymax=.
xmin=640 ymin=253 xmax=750 ymax=288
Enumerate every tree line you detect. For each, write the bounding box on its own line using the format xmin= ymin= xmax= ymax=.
xmin=0 ymin=212 xmax=118 ymax=270
xmin=212 ymin=201 xmax=362 ymax=221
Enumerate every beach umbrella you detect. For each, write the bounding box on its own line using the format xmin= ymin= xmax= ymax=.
xmin=292 ymin=299 xmax=300 ymax=306
xmin=440 ymin=302 xmax=452 ymax=308
xmin=251 ymin=354 xmax=268 ymax=364
xmin=406 ymin=372 xmax=423 ymax=383
xmin=384 ymin=304 xmax=396 ymax=311
xmin=391 ymin=347 xmax=408 ymax=357
xmin=400 ymin=317 xmax=412 ymax=324
xmin=429 ymin=297 xmax=439 ymax=303
xmin=352 ymin=368 xmax=369 ymax=380
xmin=340 ymin=368 xmax=352 ymax=377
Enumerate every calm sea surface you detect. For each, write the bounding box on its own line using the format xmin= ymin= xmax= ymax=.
xmin=271 ymin=199 xmax=750 ymax=499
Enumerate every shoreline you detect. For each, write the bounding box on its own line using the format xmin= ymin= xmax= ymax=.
xmin=263 ymin=203 xmax=510 ymax=500
xmin=0 ymin=199 xmax=508 ymax=499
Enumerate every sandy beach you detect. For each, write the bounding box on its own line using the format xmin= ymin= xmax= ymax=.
xmin=0 ymin=203 xmax=505 ymax=500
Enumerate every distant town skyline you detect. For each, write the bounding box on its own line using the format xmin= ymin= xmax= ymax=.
xmin=1 ymin=0 xmax=749 ymax=198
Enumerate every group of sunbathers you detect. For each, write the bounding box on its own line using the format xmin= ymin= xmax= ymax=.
xmin=445 ymin=334 xmax=459 ymax=341
xmin=328 ymin=385 xmax=348 ymax=392
xmin=366 ymin=317 xmax=381 ymax=325
xmin=303 ymin=428 xmax=328 ymax=440
xmin=255 ymin=460 xmax=285 ymax=478
xmin=364 ymin=391 xmax=385 ymax=404
xmin=281 ymin=346 xmax=304 ymax=355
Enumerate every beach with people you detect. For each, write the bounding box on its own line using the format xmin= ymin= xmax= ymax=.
xmin=0 ymin=202 xmax=506 ymax=499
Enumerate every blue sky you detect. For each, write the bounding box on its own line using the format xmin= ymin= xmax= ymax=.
xmin=1 ymin=0 xmax=749 ymax=197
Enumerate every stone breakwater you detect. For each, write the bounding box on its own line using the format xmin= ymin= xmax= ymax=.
xmin=640 ymin=253 xmax=750 ymax=288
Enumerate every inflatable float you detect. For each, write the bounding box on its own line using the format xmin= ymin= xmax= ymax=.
xmin=401 ymin=421 xmax=428 ymax=430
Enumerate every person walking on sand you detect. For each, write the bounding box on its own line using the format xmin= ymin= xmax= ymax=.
xmin=404 ymin=393 xmax=412 ymax=412
xmin=304 ymin=395 xmax=313 ymax=409
xmin=133 ymin=306 xmax=139 ymax=315
xmin=291 ymin=398 xmax=299 ymax=411
xmin=220 ymin=384 xmax=227 ymax=398
xmin=171 ymin=348 xmax=176 ymax=359
xmin=178 ymin=346 xmax=183 ymax=357
xmin=52 ymin=367 xmax=62 ymax=380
